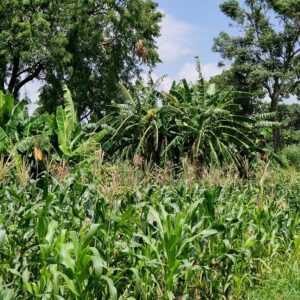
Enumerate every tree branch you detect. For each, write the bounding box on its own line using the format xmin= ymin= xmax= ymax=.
xmin=13 ymin=64 xmax=43 ymax=99
xmin=8 ymin=56 xmax=20 ymax=92
xmin=79 ymin=110 xmax=92 ymax=122
xmin=292 ymin=47 xmax=300 ymax=57
xmin=16 ymin=60 xmax=45 ymax=77
xmin=262 ymin=82 xmax=273 ymax=99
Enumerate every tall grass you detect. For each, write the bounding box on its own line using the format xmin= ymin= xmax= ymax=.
xmin=247 ymin=260 xmax=300 ymax=300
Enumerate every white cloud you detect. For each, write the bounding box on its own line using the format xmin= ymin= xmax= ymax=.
xmin=178 ymin=63 xmax=198 ymax=82
xmin=201 ymin=63 xmax=223 ymax=80
xmin=151 ymin=73 xmax=173 ymax=91
xmin=178 ymin=62 xmax=222 ymax=82
xmin=157 ymin=13 xmax=198 ymax=63
xmin=262 ymin=94 xmax=298 ymax=104
xmin=284 ymin=95 xmax=298 ymax=104
xmin=148 ymin=62 xmax=222 ymax=92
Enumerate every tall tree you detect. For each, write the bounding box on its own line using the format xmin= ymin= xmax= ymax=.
xmin=0 ymin=0 xmax=162 ymax=119
xmin=213 ymin=0 xmax=300 ymax=151
xmin=0 ymin=1 xmax=72 ymax=98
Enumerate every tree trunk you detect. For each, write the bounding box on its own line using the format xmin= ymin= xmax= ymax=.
xmin=8 ymin=57 xmax=20 ymax=93
xmin=0 ymin=59 xmax=6 ymax=91
xmin=272 ymin=127 xmax=283 ymax=153
xmin=270 ymin=93 xmax=283 ymax=152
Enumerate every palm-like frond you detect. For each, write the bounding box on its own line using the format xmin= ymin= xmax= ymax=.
xmin=101 ymin=72 xmax=279 ymax=169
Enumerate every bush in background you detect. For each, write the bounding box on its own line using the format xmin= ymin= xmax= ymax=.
xmin=281 ymin=144 xmax=300 ymax=169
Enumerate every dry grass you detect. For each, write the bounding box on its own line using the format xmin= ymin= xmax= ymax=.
xmin=48 ymin=160 xmax=71 ymax=184
xmin=100 ymin=162 xmax=142 ymax=203
xmin=0 ymin=156 xmax=15 ymax=183
xmin=15 ymin=158 xmax=31 ymax=185
xmin=179 ymin=158 xmax=241 ymax=188
xmin=93 ymin=158 xmax=275 ymax=201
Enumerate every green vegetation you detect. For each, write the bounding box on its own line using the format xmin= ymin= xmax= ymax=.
xmin=281 ymin=144 xmax=300 ymax=169
xmin=247 ymin=261 xmax=300 ymax=300
xmin=0 ymin=87 xmax=107 ymax=162
xmin=102 ymin=66 xmax=279 ymax=170
xmin=0 ymin=0 xmax=162 ymax=118
xmin=0 ymin=149 xmax=300 ymax=299
xmin=0 ymin=81 xmax=299 ymax=299
xmin=0 ymin=0 xmax=300 ymax=299
xmin=213 ymin=0 xmax=300 ymax=151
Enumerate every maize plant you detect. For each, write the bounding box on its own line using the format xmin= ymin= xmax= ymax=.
xmin=0 ymin=163 xmax=299 ymax=299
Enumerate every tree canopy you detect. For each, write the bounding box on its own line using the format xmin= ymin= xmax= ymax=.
xmin=213 ymin=0 xmax=300 ymax=151
xmin=0 ymin=0 xmax=162 ymax=119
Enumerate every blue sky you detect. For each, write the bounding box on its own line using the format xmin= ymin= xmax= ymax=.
xmin=152 ymin=0 xmax=232 ymax=88
xmin=152 ymin=0 xmax=297 ymax=104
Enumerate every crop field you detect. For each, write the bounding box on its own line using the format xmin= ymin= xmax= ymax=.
xmin=1 ymin=157 xmax=300 ymax=299
xmin=1 ymin=0 xmax=300 ymax=298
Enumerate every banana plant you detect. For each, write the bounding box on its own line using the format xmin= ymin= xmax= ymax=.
xmin=162 ymin=71 xmax=280 ymax=169
xmin=55 ymin=85 xmax=107 ymax=159
xmin=0 ymin=94 xmax=42 ymax=156
xmin=0 ymin=90 xmax=55 ymax=162
xmin=0 ymin=91 xmax=28 ymax=151
xmin=102 ymin=81 xmax=167 ymax=161
xmin=0 ymin=91 xmax=14 ymax=127
xmin=162 ymin=79 xmax=256 ymax=167
xmin=0 ymin=85 xmax=107 ymax=161
xmin=104 ymin=64 xmax=279 ymax=169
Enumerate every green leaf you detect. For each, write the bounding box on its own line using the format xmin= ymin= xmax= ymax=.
xmin=62 ymin=84 xmax=77 ymax=126
xmin=45 ymin=220 xmax=58 ymax=244
xmin=59 ymin=272 xmax=79 ymax=297
xmin=101 ymin=276 xmax=117 ymax=300
xmin=0 ymin=229 xmax=6 ymax=248
xmin=207 ymin=83 xmax=216 ymax=96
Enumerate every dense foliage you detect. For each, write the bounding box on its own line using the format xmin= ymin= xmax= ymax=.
xmin=102 ymin=66 xmax=278 ymax=171
xmin=0 ymin=1 xmax=300 ymax=299
xmin=0 ymin=86 xmax=107 ymax=166
xmin=0 ymin=0 xmax=162 ymax=118
xmin=213 ymin=0 xmax=300 ymax=151
xmin=0 ymin=81 xmax=298 ymax=299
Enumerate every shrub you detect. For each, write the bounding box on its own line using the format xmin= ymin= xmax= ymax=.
xmin=281 ymin=144 xmax=300 ymax=168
